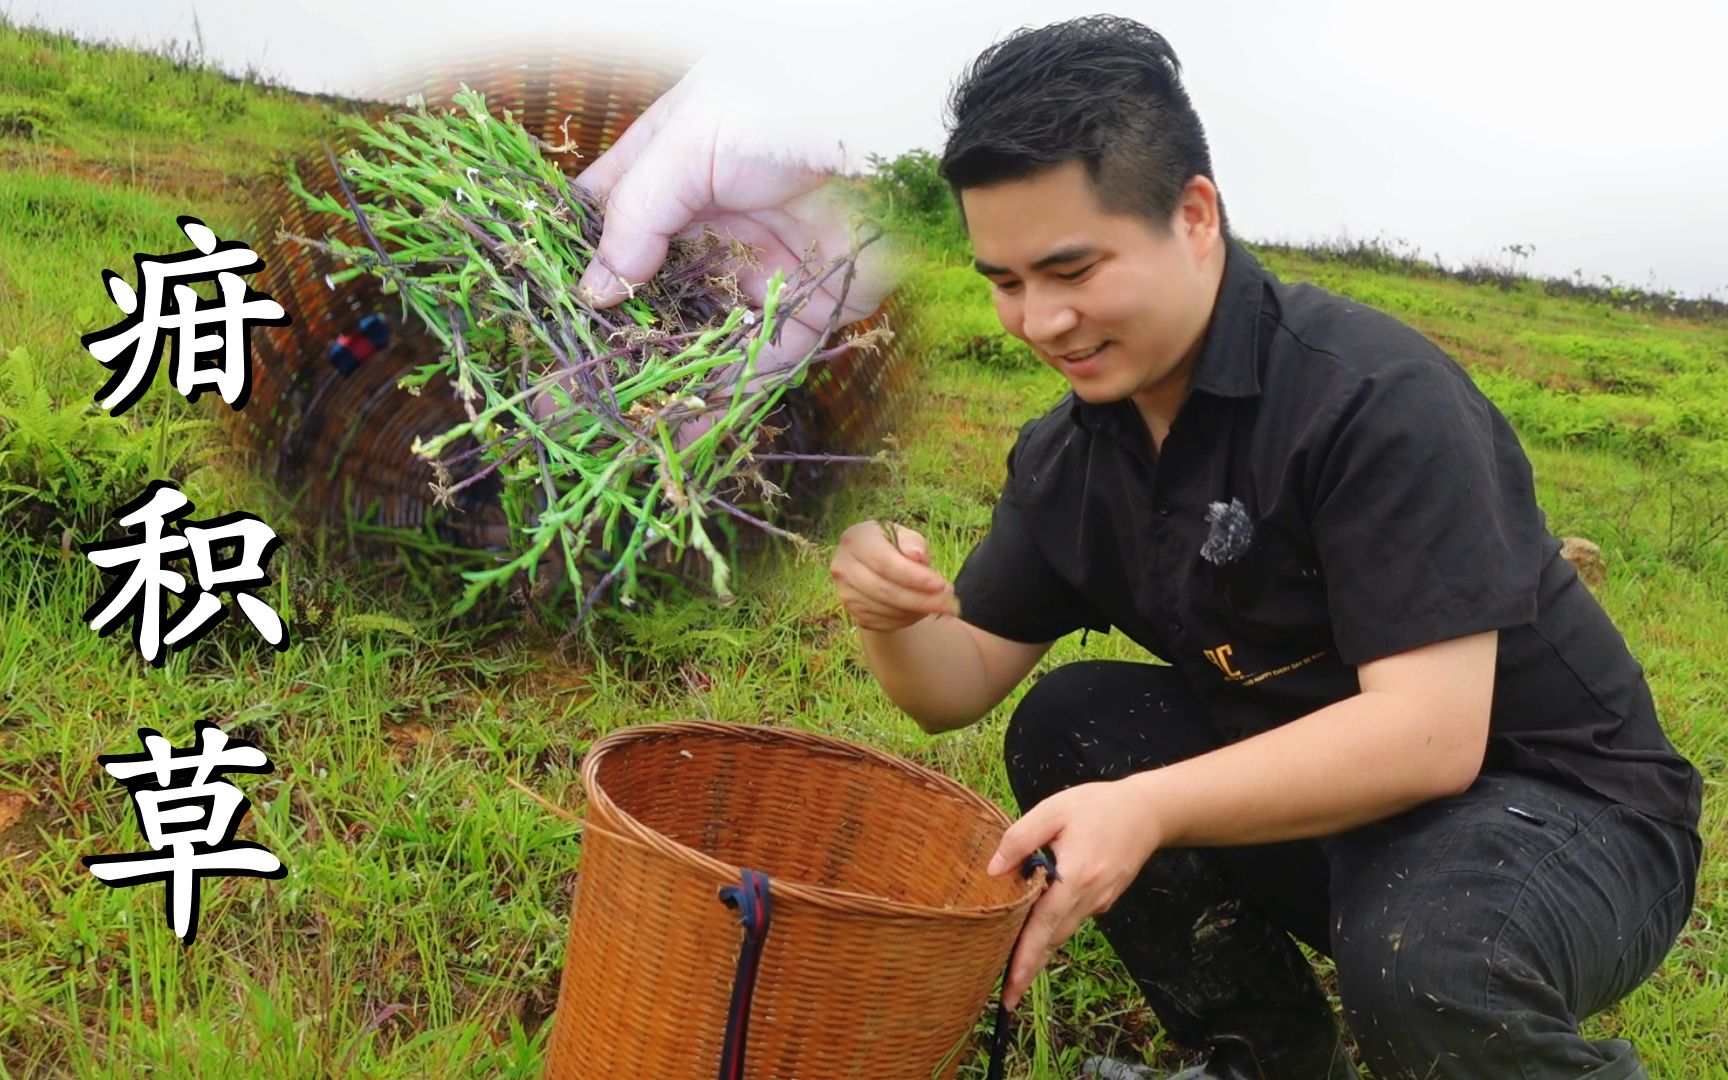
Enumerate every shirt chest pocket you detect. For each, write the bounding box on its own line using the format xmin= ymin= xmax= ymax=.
xmin=1201 ymin=528 xmax=1330 ymax=641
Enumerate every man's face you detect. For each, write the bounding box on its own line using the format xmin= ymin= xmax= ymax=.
xmin=962 ymin=160 xmax=1221 ymax=423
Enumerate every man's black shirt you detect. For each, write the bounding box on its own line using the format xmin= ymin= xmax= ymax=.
xmin=954 ymin=239 xmax=1702 ymax=829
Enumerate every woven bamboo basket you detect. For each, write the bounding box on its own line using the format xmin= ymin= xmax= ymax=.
xmin=231 ymin=44 xmax=910 ymax=570
xmin=546 ymin=722 xmax=1044 ymax=1079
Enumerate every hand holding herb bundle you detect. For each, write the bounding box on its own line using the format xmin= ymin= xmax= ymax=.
xmin=572 ymin=57 xmax=896 ymax=350
xmin=286 ymin=86 xmax=887 ymax=620
xmin=569 ymin=57 xmax=900 ymax=446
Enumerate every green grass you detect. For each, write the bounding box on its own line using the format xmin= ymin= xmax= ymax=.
xmin=3 ymin=16 xmax=1726 ymax=1078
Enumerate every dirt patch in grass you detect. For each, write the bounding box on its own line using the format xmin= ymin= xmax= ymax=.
xmin=0 ymin=142 xmax=277 ymax=211
xmin=1448 ymin=340 xmax=1511 ymax=370
xmin=0 ymin=789 xmax=25 ymax=833
xmin=0 ymin=789 xmax=55 ymax=860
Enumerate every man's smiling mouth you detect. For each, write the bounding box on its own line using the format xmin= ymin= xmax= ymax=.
xmin=1056 ymin=343 xmax=1107 ymax=363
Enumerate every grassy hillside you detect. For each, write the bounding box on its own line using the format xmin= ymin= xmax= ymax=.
xmin=2 ymin=18 xmax=1724 ymax=1078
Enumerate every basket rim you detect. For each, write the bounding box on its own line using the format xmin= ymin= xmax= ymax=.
xmin=578 ymin=720 xmax=1043 ymax=921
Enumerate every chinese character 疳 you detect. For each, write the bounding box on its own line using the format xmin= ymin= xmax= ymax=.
xmin=83 ymin=480 xmax=288 ymax=665
xmin=82 ymin=723 xmax=285 ymax=945
xmin=81 ymin=216 xmax=290 ymax=417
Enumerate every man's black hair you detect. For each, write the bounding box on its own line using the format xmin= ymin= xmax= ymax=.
xmin=941 ymin=15 xmax=1228 ymax=234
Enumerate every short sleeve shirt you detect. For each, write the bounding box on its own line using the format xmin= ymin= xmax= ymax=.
xmin=954 ymin=239 xmax=1701 ymax=830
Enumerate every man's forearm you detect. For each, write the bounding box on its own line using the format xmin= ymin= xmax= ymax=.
xmin=859 ymin=615 xmax=993 ymax=733
xmin=1128 ymin=687 xmax=1489 ymax=848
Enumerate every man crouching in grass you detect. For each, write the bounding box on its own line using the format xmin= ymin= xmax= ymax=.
xmin=830 ymin=16 xmax=1701 ymax=1080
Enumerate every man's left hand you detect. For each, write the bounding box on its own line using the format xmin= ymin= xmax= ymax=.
xmin=986 ymin=777 xmax=1167 ymax=1011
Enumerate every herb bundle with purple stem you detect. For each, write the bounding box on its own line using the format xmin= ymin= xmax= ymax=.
xmin=284 ymin=86 xmax=885 ymax=619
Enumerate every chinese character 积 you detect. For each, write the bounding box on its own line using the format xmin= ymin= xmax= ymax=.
xmin=83 ymin=480 xmax=288 ymax=665
xmin=81 ymin=216 xmax=291 ymax=416
xmin=83 ymin=723 xmax=285 ymax=945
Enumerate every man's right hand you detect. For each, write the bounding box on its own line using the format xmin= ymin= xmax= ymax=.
xmin=831 ymin=520 xmax=962 ymax=632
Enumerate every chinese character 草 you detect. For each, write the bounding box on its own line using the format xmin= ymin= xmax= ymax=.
xmin=83 ymin=480 xmax=288 ymax=665
xmin=81 ymin=215 xmax=290 ymax=416
xmin=83 ymin=723 xmax=285 ymax=945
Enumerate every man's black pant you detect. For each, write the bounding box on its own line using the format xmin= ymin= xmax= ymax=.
xmin=1005 ymin=661 xmax=1701 ymax=1079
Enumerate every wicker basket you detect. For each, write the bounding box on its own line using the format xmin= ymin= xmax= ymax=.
xmin=232 ymin=44 xmax=910 ymax=561
xmin=545 ymin=722 xmax=1044 ymax=1079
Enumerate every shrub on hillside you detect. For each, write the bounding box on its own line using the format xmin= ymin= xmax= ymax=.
xmin=864 ymin=149 xmax=967 ymax=262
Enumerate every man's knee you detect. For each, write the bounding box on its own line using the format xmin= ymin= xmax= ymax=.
xmin=1005 ymin=661 xmax=1212 ymax=809
xmin=1002 ymin=662 xmax=1105 ymax=809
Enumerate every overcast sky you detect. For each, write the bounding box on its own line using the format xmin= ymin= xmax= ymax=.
xmin=9 ymin=0 xmax=1726 ymax=299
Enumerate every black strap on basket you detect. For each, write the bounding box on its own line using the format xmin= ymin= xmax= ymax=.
xmin=985 ymin=851 xmax=1058 ymax=1080
xmin=716 ymin=868 xmax=773 ymax=1080
xmin=713 ymin=855 xmax=1052 ymax=1080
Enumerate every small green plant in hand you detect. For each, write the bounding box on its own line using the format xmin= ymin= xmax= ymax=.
xmin=285 ymin=86 xmax=879 ymax=620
